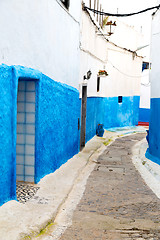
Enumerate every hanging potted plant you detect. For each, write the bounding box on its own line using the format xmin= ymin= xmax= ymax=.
xmin=98 ymin=70 xmax=108 ymax=76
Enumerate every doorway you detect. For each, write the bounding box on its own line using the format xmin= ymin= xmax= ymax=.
xmin=80 ymin=84 xmax=87 ymax=151
xmin=16 ymin=80 xmax=36 ymax=183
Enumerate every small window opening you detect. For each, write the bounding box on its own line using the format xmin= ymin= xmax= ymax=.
xmin=142 ymin=62 xmax=149 ymax=71
xmin=118 ymin=96 xmax=122 ymax=103
xmin=60 ymin=0 xmax=70 ymax=9
xmin=97 ymin=77 xmax=100 ymax=92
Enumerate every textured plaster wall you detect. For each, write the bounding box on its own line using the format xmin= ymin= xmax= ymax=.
xmin=0 ymin=64 xmax=80 ymax=205
xmin=0 ymin=65 xmax=17 ymax=205
xmin=85 ymin=96 xmax=140 ymax=143
xmin=79 ymin=10 xmax=141 ymax=143
xmin=108 ymin=17 xmax=143 ymax=52
xmin=36 ymin=75 xmax=80 ymax=183
xmin=146 ymin=9 xmax=160 ymax=164
xmin=147 ymin=98 xmax=160 ymax=164
xmin=0 ymin=65 xmax=140 ymax=205
xmin=103 ymin=96 xmax=140 ymax=128
xmin=150 ymin=9 xmax=160 ymax=99
xmin=139 ymin=70 xmax=150 ymax=123
xmin=105 ymin=46 xmax=142 ymax=98
xmin=80 ymin=11 xmax=142 ymax=98
xmin=139 ymin=108 xmax=150 ymax=123
xmin=86 ymin=98 xmax=104 ymax=142
xmin=0 ymin=0 xmax=80 ymax=89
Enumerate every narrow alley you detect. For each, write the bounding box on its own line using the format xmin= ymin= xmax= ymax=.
xmin=37 ymin=133 xmax=160 ymax=240
xmin=0 ymin=1 xmax=160 ymax=239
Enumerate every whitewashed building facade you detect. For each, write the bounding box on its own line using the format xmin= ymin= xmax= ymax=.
xmin=80 ymin=6 xmax=143 ymax=141
xmin=0 ymin=0 xmax=82 ymax=205
xmin=146 ymin=2 xmax=160 ymax=164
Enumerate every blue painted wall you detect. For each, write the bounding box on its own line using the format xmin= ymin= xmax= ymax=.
xmin=0 ymin=64 xmax=140 ymax=205
xmin=85 ymin=96 xmax=140 ymax=142
xmin=139 ymin=108 xmax=150 ymax=122
xmin=86 ymin=97 xmax=105 ymax=142
xmin=103 ymin=96 xmax=140 ymax=128
xmin=147 ymin=98 xmax=160 ymax=164
xmin=0 ymin=64 xmax=80 ymax=205
xmin=36 ymin=76 xmax=80 ymax=183
xmin=0 ymin=65 xmax=17 ymax=205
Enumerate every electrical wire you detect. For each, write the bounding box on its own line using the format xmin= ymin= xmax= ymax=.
xmin=153 ymin=32 xmax=160 ymax=36
xmin=108 ymin=61 xmax=149 ymax=78
xmin=109 ymin=60 xmax=151 ymax=85
xmin=109 ymin=60 xmax=151 ymax=84
xmin=83 ymin=4 xmax=160 ymax=17
xmin=141 ymin=82 xmax=151 ymax=87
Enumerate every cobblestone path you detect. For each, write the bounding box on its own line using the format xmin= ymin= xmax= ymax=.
xmin=60 ymin=133 xmax=160 ymax=240
xmin=16 ymin=182 xmax=39 ymax=203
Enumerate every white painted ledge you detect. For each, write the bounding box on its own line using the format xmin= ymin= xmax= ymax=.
xmin=132 ymin=138 xmax=160 ymax=199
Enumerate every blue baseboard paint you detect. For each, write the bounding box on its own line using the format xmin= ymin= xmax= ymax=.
xmin=86 ymin=97 xmax=105 ymax=142
xmin=147 ymin=98 xmax=160 ymax=165
xmin=0 ymin=64 xmax=80 ymax=206
xmin=0 ymin=64 xmax=140 ymax=205
xmin=104 ymin=96 xmax=140 ymax=128
xmin=85 ymin=96 xmax=140 ymax=143
xmin=0 ymin=65 xmax=17 ymax=206
xmin=139 ymin=108 xmax=150 ymax=123
xmin=145 ymin=148 xmax=160 ymax=165
xmin=36 ymin=75 xmax=80 ymax=183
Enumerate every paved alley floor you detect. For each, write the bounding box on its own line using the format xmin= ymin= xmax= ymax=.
xmin=59 ymin=133 xmax=160 ymax=240
xmin=16 ymin=182 xmax=40 ymax=203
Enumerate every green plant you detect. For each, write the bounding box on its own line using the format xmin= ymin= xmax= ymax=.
xmin=103 ymin=138 xmax=112 ymax=146
xmin=102 ymin=16 xmax=109 ymax=29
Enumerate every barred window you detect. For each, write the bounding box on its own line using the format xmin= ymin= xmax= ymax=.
xmin=60 ymin=0 xmax=70 ymax=9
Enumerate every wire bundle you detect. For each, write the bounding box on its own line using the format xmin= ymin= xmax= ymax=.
xmin=83 ymin=4 xmax=160 ymax=17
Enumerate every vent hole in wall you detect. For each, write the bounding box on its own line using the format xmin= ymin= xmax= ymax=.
xmin=118 ymin=96 xmax=123 ymax=103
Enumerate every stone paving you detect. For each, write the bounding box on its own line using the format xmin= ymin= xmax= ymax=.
xmin=60 ymin=133 xmax=160 ymax=240
xmin=16 ymin=182 xmax=39 ymax=203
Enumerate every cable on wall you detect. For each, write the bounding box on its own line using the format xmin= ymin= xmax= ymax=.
xmin=83 ymin=4 xmax=160 ymax=17
xmin=108 ymin=61 xmax=149 ymax=78
xmin=141 ymin=82 xmax=151 ymax=87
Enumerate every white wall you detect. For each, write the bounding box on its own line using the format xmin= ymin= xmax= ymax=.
xmin=140 ymin=70 xmax=150 ymax=109
xmin=150 ymin=8 xmax=160 ymax=98
xmin=80 ymin=10 xmax=142 ymax=98
xmin=106 ymin=17 xmax=143 ymax=52
xmin=103 ymin=44 xmax=142 ymax=97
xmin=140 ymin=85 xmax=150 ymax=109
xmin=79 ymin=10 xmax=108 ymax=95
xmin=80 ymin=50 xmax=107 ymax=96
xmin=0 ymin=0 xmax=81 ymax=89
